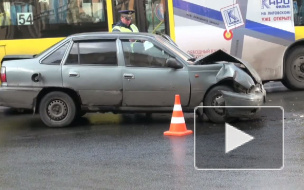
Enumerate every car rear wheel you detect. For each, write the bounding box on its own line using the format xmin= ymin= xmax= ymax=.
xmin=39 ymin=91 xmax=76 ymax=127
xmin=203 ymin=85 xmax=235 ymax=123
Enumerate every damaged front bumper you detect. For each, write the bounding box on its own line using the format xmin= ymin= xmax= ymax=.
xmin=221 ymin=88 xmax=266 ymax=117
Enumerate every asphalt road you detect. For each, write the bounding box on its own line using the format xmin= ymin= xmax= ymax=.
xmin=0 ymin=82 xmax=303 ymax=189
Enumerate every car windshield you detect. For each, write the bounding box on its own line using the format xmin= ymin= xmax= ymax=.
xmin=155 ymin=36 xmax=194 ymax=63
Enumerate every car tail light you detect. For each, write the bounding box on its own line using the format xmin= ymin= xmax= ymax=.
xmin=0 ymin=66 xmax=7 ymax=82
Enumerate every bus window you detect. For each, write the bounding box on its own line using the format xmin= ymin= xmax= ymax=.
xmin=293 ymin=0 xmax=304 ymax=26
xmin=146 ymin=0 xmax=166 ymax=34
xmin=112 ymin=0 xmax=139 ymax=29
xmin=0 ymin=0 xmax=109 ymax=40
xmin=112 ymin=0 xmax=168 ymax=34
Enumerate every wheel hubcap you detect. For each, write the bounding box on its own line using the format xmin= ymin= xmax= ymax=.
xmin=292 ymin=56 xmax=304 ymax=81
xmin=212 ymin=94 xmax=225 ymax=115
xmin=300 ymin=64 xmax=304 ymax=73
xmin=47 ymin=99 xmax=68 ymax=121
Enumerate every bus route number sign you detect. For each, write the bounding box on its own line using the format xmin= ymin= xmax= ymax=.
xmin=17 ymin=12 xmax=33 ymax=25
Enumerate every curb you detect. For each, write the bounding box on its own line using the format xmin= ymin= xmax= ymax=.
xmin=264 ymin=82 xmax=285 ymax=90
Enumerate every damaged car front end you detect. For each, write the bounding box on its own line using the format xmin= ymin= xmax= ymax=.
xmin=194 ymin=50 xmax=266 ymax=122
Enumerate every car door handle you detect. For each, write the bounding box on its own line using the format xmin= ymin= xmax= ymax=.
xmin=69 ymin=71 xmax=80 ymax=77
xmin=123 ymin=73 xmax=135 ymax=79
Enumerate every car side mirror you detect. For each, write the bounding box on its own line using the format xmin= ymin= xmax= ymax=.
xmin=166 ymin=58 xmax=183 ymax=69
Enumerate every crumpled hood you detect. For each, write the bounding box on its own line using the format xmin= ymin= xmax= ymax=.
xmin=195 ymin=50 xmax=262 ymax=83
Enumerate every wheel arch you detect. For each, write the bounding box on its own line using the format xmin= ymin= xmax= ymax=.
xmin=201 ymin=80 xmax=235 ymax=123
xmin=34 ymin=87 xmax=82 ymax=113
xmin=202 ymin=79 xmax=234 ymax=104
xmin=283 ymin=39 xmax=304 ymax=70
xmin=282 ymin=39 xmax=304 ymax=89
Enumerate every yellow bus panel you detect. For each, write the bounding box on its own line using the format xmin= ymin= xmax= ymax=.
xmin=295 ymin=26 xmax=304 ymax=41
xmin=1 ymin=38 xmax=64 ymax=57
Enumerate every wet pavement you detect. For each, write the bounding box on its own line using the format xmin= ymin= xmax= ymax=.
xmin=0 ymin=82 xmax=303 ymax=189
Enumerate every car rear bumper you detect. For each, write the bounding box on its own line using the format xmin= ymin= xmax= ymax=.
xmin=0 ymin=87 xmax=41 ymax=109
xmin=221 ymin=90 xmax=266 ymax=117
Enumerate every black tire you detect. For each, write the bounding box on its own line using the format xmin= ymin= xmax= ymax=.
xmin=145 ymin=113 xmax=152 ymax=117
xmin=283 ymin=46 xmax=304 ymax=90
xmin=39 ymin=91 xmax=76 ymax=127
xmin=203 ymin=85 xmax=234 ymax=123
xmin=77 ymin=110 xmax=87 ymax=117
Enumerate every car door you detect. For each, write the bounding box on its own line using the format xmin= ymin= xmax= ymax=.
xmin=120 ymin=38 xmax=190 ymax=107
xmin=62 ymin=39 xmax=122 ymax=106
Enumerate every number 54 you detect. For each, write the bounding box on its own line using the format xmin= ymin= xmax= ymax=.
xmin=17 ymin=13 xmax=33 ymax=25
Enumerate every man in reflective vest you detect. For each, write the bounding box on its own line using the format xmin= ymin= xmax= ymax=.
xmin=112 ymin=10 xmax=139 ymax=32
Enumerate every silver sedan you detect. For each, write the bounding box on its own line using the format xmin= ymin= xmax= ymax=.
xmin=0 ymin=32 xmax=265 ymax=127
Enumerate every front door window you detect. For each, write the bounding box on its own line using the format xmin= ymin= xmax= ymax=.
xmin=121 ymin=39 xmax=171 ymax=67
xmin=121 ymin=38 xmax=190 ymax=107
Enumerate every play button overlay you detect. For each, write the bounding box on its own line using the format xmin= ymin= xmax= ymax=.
xmin=194 ymin=106 xmax=284 ymax=170
xmin=225 ymin=123 xmax=254 ymax=154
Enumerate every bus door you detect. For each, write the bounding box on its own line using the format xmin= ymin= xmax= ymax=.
xmin=112 ymin=0 xmax=169 ymax=35
xmin=237 ymin=0 xmax=294 ymax=81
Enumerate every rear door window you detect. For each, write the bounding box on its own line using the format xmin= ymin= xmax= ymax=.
xmin=65 ymin=40 xmax=117 ymax=65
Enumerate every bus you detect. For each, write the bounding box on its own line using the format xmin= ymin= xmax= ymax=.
xmin=0 ymin=0 xmax=304 ymax=89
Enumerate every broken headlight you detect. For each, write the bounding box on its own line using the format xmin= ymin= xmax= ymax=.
xmin=234 ymin=82 xmax=249 ymax=93
xmin=249 ymin=84 xmax=262 ymax=93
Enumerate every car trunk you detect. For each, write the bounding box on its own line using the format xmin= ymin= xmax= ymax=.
xmin=1 ymin=55 xmax=35 ymax=63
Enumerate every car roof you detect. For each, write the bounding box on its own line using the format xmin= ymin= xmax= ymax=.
xmin=67 ymin=32 xmax=158 ymax=40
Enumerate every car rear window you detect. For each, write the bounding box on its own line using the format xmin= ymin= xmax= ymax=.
xmin=65 ymin=40 xmax=117 ymax=66
xmin=41 ymin=43 xmax=69 ymax=65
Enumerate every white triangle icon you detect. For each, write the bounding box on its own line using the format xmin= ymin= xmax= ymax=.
xmin=225 ymin=123 xmax=254 ymax=154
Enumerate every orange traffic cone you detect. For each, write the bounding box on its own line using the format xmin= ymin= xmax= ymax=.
xmin=164 ymin=94 xmax=193 ymax=136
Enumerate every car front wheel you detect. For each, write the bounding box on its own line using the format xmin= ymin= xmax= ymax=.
xmin=39 ymin=91 xmax=76 ymax=127
xmin=203 ymin=85 xmax=235 ymax=123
